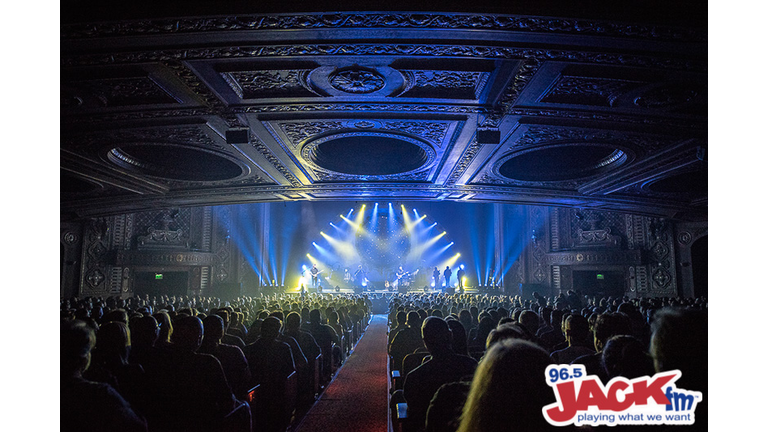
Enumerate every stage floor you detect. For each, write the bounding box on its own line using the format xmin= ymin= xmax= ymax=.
xmin=279 ymin=288 xmax=490 ymax=295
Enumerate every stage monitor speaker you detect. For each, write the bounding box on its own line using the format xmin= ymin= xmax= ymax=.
xmin=226 ymin=129 xmax=250 ymax=145
xmin=476 ymin=128 xmax=501 ymax=144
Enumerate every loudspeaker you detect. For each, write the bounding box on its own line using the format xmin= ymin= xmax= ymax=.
xmin=476 ymin=128 xmax=501 ymax=144
xmin=226 ymin=129 xmax=250 ymax=145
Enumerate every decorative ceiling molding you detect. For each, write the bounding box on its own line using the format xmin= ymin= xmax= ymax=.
xmin=61 ymin=12 xmax=706 ymax=42
xmin=60 ymin=8 xmax=707 ymax=221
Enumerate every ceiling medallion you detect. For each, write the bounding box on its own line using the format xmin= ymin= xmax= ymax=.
xmin=328 ymin=67 xmax=386 ymax=94
xmin=302 ymin=131 xmax=435 ymax=177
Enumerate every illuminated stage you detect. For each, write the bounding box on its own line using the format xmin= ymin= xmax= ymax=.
xmin=262 ymin=285 xmax=503 ymax=297
xmin=228 ymin=201 xmax=522 ymax=297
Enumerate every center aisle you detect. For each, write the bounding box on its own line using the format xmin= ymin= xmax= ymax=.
xmin=294 ymin=314 xmax=390 ymax=432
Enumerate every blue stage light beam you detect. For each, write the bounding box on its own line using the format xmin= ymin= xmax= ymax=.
xmin=408 ymin=230 xmax=446 ymax=261
xmin=388 ymin=202 xmax=397 ymax=232
xmin=371 ymin=203 xmax=379 ymax=231
xmin=425 ymin=240 xmax=454 ymax=263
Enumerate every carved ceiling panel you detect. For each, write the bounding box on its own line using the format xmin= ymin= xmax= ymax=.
xmin=60 ymin=8 xmax=707 ymax=221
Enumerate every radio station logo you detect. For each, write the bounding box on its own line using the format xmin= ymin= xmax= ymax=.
xmin=542 ymin=365 xmax=702 ymax=427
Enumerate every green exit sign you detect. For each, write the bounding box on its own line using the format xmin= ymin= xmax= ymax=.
xmin=596 ymin=274 xmax=604 ymax=280
xmin=155 ymin=273 xmax=163 ymax=280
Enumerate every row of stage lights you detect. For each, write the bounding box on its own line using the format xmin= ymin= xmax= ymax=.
xmin=298 ymin=203 xmax=462 ymax=290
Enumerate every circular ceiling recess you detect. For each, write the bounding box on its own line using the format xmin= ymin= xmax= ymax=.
xmin=646 ymin=169 xmax=707 ymax=195
xmin=306 ymin=132 xmax=431 ymax=176
xmin=497 ymin=144 xmax=628 ymax=182
xmin=107 ymin=144 xmax=243 ymax=182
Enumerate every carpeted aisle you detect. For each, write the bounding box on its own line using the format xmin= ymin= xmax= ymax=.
xmin=294 ymin=314 xmax=390 ymax=432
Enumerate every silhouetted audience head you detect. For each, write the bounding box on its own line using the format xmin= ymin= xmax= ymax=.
xmin=650 ymin=307 xmax=707 ymax=392
xmin=171 ymin=315 xmax=204 ymax=352
xmin=518 ymin=310 xmax=539 ymax=336
xmin=261 ymin=316 xmax=282 ymax=339
xmin=285 ymin=311 xmax=302 ymax=331
xmin=153 ymin=311 xmax=173 ymax=344
xmin=396 ymin=311 xmax=407 ymax=327
xmin=102 ymin=308 xmax=129 ymax=325
xmin=592 ymin=312 xmax=632 ymax=352
xmin=95 ymin=321 xmax=131 ymax=364
xmin=486 ymin=323 xmax=530 ymax=349
xmin=309 ymin=309 xmax=323 ymax=325
xmin=130 ymin=315 xmax=159 ymax=348
xmin=406 ymin=311 xmax=421 ymax=328
xmin=61 ymin=320 xmax=96 ymax=378
xmin=421 ymin=317 xmax=452 ymax=354
xmin=602 ymin=335 xmax=655 ymax=380
xmin=564 ymin=314 xmax=590 ymax=346
xmin=202 ymin=314 xmax=225 ymax=345
xmin=446 ymin=319 xmax=468 ymax=356
xmin=474 ymin=316 xmax=495 ymax=343
xmin=457 ymin=339 xmax=555 ymax=432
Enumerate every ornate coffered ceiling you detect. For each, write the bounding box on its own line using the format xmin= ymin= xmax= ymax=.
xmin=60 ymin=2 xmax=707 ymax=222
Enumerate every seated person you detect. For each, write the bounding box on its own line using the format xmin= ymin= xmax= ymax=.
xmin=200 ymin=315 xmax=251 ymax=398
xmin=143 ymin=315 xmax=246 ymax=432
xmin=457 ymin=339 xmax=557 ymax=432
xmin=403 ymin=317 xmax=478 ymax=432
xmin=243 ymin=316 xmax=296 ymax=432
xmin=61 ymin=319 xmax=148 ymax=432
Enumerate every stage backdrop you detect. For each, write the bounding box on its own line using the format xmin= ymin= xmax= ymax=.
xmin=224 ymin=201 xmax=528 ymax=291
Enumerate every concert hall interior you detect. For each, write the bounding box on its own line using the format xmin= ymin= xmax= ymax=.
xmin=54 ymin=1 xmax=714 ymax=431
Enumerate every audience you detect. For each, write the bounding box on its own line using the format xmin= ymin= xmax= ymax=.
xmin=60 ymin=290 xmax=707 ymax=432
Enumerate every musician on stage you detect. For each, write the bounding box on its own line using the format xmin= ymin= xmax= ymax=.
xmin=354 ymin=265 xmax=366 ymax=292
xmin=457 ymin=265 xmax=466 ymax=293
xmin=432 ymin=266 xmax=440 ymax=288
xmin=443 ymin=266 xmax=452 ymax=291
xmin=396 ymin=266 xmax=407 ymax=282
xmin=310 ymin=264 xmax=321 ymax=288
